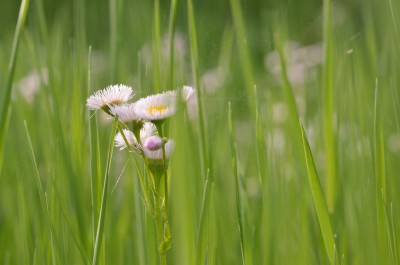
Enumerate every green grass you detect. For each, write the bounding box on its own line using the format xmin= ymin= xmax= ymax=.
xmin=1 ymin=0 xmax=400 ymax=264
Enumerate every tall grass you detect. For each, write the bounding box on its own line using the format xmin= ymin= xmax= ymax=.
xmin=0 ymin=0 xmax=400 ymax=264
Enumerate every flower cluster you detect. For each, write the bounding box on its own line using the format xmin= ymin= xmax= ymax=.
xmin=87 ymin=84 xmax=194 ymax=172
xmin=87 ymin=84 xmax=194 ymax=260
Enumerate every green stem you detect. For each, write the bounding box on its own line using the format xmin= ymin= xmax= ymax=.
xmin=117 ymin=123 xmax=155 ymax=217
xmin=92 ymin=119 xmax=118 ymax=265
xmin=154 ymin=172 xmax=167 ymax=265
xmin=155 ymin=123 xmax=169 ymax=221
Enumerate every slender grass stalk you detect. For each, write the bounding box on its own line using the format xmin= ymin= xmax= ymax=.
xmin=167 ymin=0 xmax=178 ymax=89
xmin=322 ymin=0 xmax=337 ymax=213
xmin=155 ymin=123 xmax=172 ymax=257
xmin=0 ymin=0 xmax=30 ymax=173
xmin=374 ymin=81 xmax=389 ymax=264
xmin=24 ymin=121 xmax=58 ymax=264
xmin=187 ymin=0 xmax=209 ymax=178
xmin=109 ymin=0 xmax=117 ymax=81
xmin=299 ymin=121 xmax=339 ymax=265
xmin=196 ymin=169 xmax=211 ymax=265
xmin=229 ymin=0 xmax=255 ymax=113
xmin=153 ymin=0 xmax=162 ymax=92
xmin=117 ymin=123 xmax=155 ymax=217
xmin=92 ymin=120 xmax=118 ymax=265
xmin=229 ymin=102 xmax=253 ymax=265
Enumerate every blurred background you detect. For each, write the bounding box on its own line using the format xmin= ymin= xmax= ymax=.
xmin=1 ymin=0 xmax=400 ymax=264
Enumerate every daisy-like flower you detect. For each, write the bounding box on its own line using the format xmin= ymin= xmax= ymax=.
xmin=134 ymin=91 xmax=176 ymax=121
xmin=114 ymin=129 xmax=141 ymax=151
xmin=109 ymin=103 xmax=139 ymax=123
xmin=114 ymin=122 xmax=157 ymax=151
xmin=86 ymin=84 xmax=133 ymax=111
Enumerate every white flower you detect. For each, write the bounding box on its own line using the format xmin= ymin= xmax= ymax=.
xmin=114 ymin=122 xmax=157 ymax=151
xmin=181 ymin=86 xmax=195 ymax=101
xmin=134 ymin=91 xmax=176 ymax=121
xmin=86 ymin=84 xmax=133 ymax=110
xmin=140 ymin=122 xmax=157 ymax=140
xmin=109 ymin=103 xmax=139 ymax=122
xmin=143 ymin=139 xmax=175 ymax=160
xmin=114 ymin=129 xmax=140 ymax=151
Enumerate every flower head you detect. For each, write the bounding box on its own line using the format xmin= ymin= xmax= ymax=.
xmin=181 ymin=86 xmax=195 ymax=101
xmin=134 ymin=91 xmax=176 ymax=121
xmin=86 ymin=84 xmax=133 ymax=111
xmin=114 ymin=122 xmax=157 ymax=152
xmin=114 ymin=129 xmax=140 ymax=151
xmin=109 ymin=103 xmax=139 ymax=123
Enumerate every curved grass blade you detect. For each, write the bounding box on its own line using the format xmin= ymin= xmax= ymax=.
xmin=92 ymin=120 xmax=118 ymax=265
xmin=299 ymin=121 xmax=338 ymax=265
xmin=0 ymin=0 xmax=30 ymax=173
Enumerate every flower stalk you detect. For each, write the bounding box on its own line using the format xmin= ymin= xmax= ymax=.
xmin=86 ymin=84 xmax=193 ymax=265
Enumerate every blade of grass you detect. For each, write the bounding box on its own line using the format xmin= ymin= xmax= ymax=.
xmin=229 ymin=0 xmax=255 ymax=114
xmin=196 ymin=169 xmax=211 ymax=265
xmin=92 ymin=120 xmax=118 ymax=265
xmin=167 ymin=0 xmax=178 ymax=89
xmin=24 ymin=121 xmax=58 ymax=264
xmin=374 ymin=81 xmax=389 ymax=264
xmin=322 ymin=0 xmax=338 ymax=213
xmin=299 ymin=121 xmax=339 ymax=265
xmin=229 ymin=102 xmax=254 ymax=265
xmin=187 ymin=0 xmax=209 ymax=178
xmin=0 ymin=0 xmax=30 ymax=173
xmin=153 ymin=0 xmax=162 ymax=92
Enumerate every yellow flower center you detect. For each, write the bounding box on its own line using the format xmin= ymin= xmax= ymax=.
xmin=147 ymin=104 xmax=167 ymax=115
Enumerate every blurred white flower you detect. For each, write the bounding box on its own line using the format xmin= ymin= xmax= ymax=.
xmin=181 ymin=86 xmax=195 ymax=101
xmin=265 ymin=42 xmax=322 ymax=86
xmin=161 ymin=31 xmax=187 ymax=61
xmin=388 ymin=134 xmax=400 ymax=153
xmin=109 ymin=103 xmax=139 ymax=123
xmin=272 ymin=102 xmax=288 ymax=125
xmin=16 ymin=68 xmax=48 ymax=105
xmin=134 ymin=91 xmax=176 ymax=121
xmin=201 ymin=67 xmax=227 ymax=94
xmin=139 ymin=31 xmax=187 ymax=66
xmin=86 ymin=84 xmax=133 ymax=111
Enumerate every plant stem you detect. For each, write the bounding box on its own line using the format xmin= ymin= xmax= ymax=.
xmin=154 ymin=173 xmax=167 ymax=265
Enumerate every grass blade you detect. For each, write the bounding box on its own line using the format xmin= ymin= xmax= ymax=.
xmin=322 ymin=0 xmax=338 ymax=213
xmin=0 ymin=0 xmax=30 ymax=172
xmin=187 ymin=0 xmax=209 ymax=177
xmin=229 ymin=0 xmax=255 ymax=113
xmin=196 ymin=169 xmax=211 ymax=265
xmin=229 ymin=102 xmax=253 ymax=265
xmin=299 ymin=121 xmax=338 ymax=265
xmin=92 ymin=120 xmax=118 ymax=265
xmin=24 ymin=121 xmax=58 ymax=264
xmin=374 ymin=81 xmax=389 ymax=263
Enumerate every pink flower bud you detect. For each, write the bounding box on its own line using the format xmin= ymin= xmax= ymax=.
xmin=143 ymin=136 xmax=163 ymax=151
